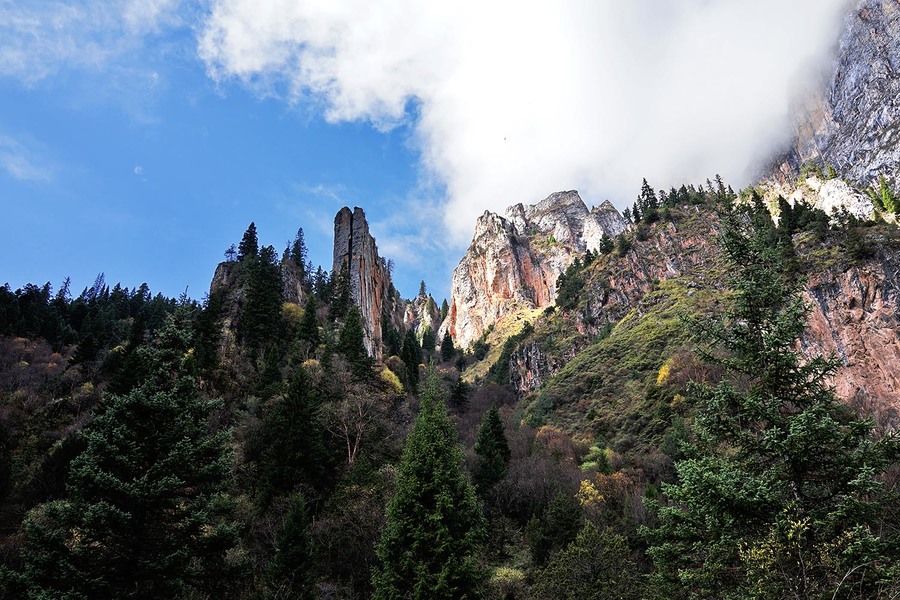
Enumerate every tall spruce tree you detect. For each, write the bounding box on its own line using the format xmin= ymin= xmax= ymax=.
xmin=298 ymin=293 xmax=320 ymax=350
xmin=238 ymin=222 xmax=259 ymax=261
xmin=645 ymin=205 xmax=900 ymax=599
xmin=473 ymin=405 xmax=511 ymax=492
xmin=372 ymin=370 xmax=485 ymax=599
xmin=18 ymin=310 xmax=239 ymax=598
xmin=338 ymin=305 xmax=372 ymax=378
xmin=440 ymin=330 xmax=455 ymax=362
xmin=258 ymin=367 xmax=329 ymax=504
xmin=400 ymin=329 xmax=421 ymax=391
xmin=242 ymin=244 xmax=284 ymax=350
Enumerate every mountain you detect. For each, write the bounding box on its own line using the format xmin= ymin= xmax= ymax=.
xmin=439 ymin=191 xmax=625 ymax=349
xmin=775 ymin=0 xmax=900 ymax=187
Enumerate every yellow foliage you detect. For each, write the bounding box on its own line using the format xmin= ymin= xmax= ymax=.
xmin=577 ymin=479 xmax=604 ymax=507
xmin=379 ymin=368 xmax=404 ymax=396
xmin=657 ymin=359 xmax=672 ymax=385
xmin=281 ymin=302 xmax=304 ymax=329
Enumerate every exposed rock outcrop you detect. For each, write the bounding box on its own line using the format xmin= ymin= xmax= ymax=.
xmin=804 ymin=256 xmax=900 ymax=429
xmin=761 ymin=176 xmax=875 ymax=222
xmin=441 ymin=191 xmax=626 ymax=349
xmin=776 ymin=0 xmax=900 ymax=188
xmin=332 ymin=206 xmax=394 ymax=361
xmin=503 ymin=197 xmax=900 ymax=428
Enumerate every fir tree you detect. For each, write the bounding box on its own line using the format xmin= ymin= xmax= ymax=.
xmin=440 ymin=330 xmax=455 ymax=362
xmin=298 ymin=293 xmax=320 ymax=350
xmin=238 ymin=222 xmax=259 ymax=261
xmin=19 ymin=312 xmax=239 ymax=598
xmin=472 ymin=405 xmax=511 ymax=493
xmin=645 ymin=204 xmax=900 ymax=599
xmin=372 ymin=370 xmax=485 ymax=599
xmin=242 ymin=245 xmax=284 ymax=350
xmin=267 ymin=493 xmax=315 ymax=600
xmin=338 ymin=305 xmax=372 ymax=378
xmin=258 ymin=368 xmax=328 ymax=503
xmin=330 ymin=262 xmax=352 ymax=320
xmin=440 ymin=298 xmax=449 ymax=322
xmin=400 ymin=329 xmax=421 ymax=391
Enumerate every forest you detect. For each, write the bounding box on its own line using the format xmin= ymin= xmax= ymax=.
xmin=1 ymin=183 xmax=899 ymax=599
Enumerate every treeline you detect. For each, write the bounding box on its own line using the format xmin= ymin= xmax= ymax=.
xmin=2 ymin=184 xmax=899 ymax=599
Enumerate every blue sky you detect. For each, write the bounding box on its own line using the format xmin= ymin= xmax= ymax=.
xmin=0 ymin=0 xmax=849 ymax=303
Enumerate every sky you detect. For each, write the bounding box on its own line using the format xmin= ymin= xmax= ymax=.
xmin=0 ymin=0 xmax=851 ymax=303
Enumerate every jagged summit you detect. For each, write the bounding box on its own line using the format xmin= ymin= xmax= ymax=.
xmin=776 ymin=0 xmax=900 ymax=187
xmin=440 ymin=190 xmax=625 ymax=349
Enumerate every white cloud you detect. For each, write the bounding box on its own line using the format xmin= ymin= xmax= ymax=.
xmin=199 ymin=0 xmax=851 ymax=243
xmin=134 ymin=165 xmax=144 ymax=175
xmin=0 ymin=0 xmax=183 ymax=84
xmin=0 ymin=135 xmax=52 ymax=182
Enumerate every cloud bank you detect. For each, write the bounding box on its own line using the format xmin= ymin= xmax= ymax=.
xmin=199 ymin=0 xmax=850 ymax=243
xmin=199 ymin=0 xmax=846 ymax=244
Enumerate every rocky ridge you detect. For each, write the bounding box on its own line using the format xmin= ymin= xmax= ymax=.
xmin=332 ymin=206 xmax=397 ymax=361
xmin=501 ymin=192 xmax=900 ymax=433
xmin=776 ymin=0 xmax=900 ymax=188
xmin=440 ymin=191 xmax=626 ymax=349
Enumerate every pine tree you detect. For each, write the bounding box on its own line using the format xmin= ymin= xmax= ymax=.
xmin=440 ymin=330 xmax=455 ymax=362
xmin=645 ymin=205 xmax=900 ymax=599
xmin=400 ymin=329 xmax=421 ymax=391
xmin=19 ymin=312 xmax=239 ymax=598
xmin=421 ymin=326 xmax=436 ymax=353
xmin=242 ymin=245 xmax=284 ymax=350
xmin=267 ymin=493 xmax=315 ymax=600
xmin=298 ymin=293 xmax=320 ymax=351
xmin=238 ymin=222 xmax=259 ymax=261
xmin=338 ymin=306 xmax=372 ymax=378
xmin=473 ymin=405 xmax=511 ymax=492
xmin=372 ymin=370 xmax=485 ymax=599
xmin=440 ymin=298 xmax=449 ymax=322
xmin=330 ymin=262 xmax=352 ymax=320
xmin=259 ymin=368 xmax=328 ymax=504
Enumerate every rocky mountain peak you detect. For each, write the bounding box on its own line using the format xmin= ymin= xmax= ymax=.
xmin=440 ymin=191 xmax=625 ymax=349
xmin=332 ymin=206 xmax=392 ymax=360
xmin=776 ymin=0 xmax=900 ymax=187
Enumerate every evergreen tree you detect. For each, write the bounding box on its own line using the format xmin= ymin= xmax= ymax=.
xmin=472 ymin=405 xmax=511 ymax=493
xmin=372 ymin=370 xmax=485 ymax=599
xmin=238 ymin=222 xmax=259 ymax=261
xmin=242 ymin=245 xmax=284 ymax=350
xmin=421 ymin=326 xmax=436 ymax=353
xmin=289 ymin=227 xmax=308 ymax=270
xmin=298 ymin=293 xmax=320 ymax=350
xmin=19 ymin=313 xmax=239 ymax=598
xmin=258 ymin=368 xmax=328 ymax=504
xmin=400 ymin=329 xmax=421 ymax=391
xmin=337 ymin=306 xmax=372 ymax=378
xmin=330 ymin=262 xmax=352 ymax=320
xmin=267 ymin=493 xmax=315 ymax=600
xmin=645 ymin=205 xmax=900 ymax=599
xmin=440 ymin=330 xmax=455 ymax=362
xmin=440 ymin=298 xmax=449 ymax=322
xmin=531 ymin=522 xmax=642 ymax=600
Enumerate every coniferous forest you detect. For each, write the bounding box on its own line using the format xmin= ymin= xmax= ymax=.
xmin=1 ymin=182 xmax=899 ymax=600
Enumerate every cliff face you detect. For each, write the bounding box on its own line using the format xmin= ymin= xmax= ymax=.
xmin=804 ymin=256 xmax=900 ymax=429
xmin=502 ymin=193 xmax=900 ymax=430
xmin=441 ymin=191 xmax=626 ymax=349
xmin=332 ymin=206 xmax=394 ymax=361
xmin=777 ymin=0 xmax=900 ymax=187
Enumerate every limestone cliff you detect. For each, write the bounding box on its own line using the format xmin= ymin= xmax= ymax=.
xmin=776 ymin=0 xmax=900 ymax=188
xmin=332 ymin=206 xmax=395 ymax=361
xmin=441 ymin=191 xmax=626 ymax=349
xmin=502 ymin=191 xmax=900 ymax=432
